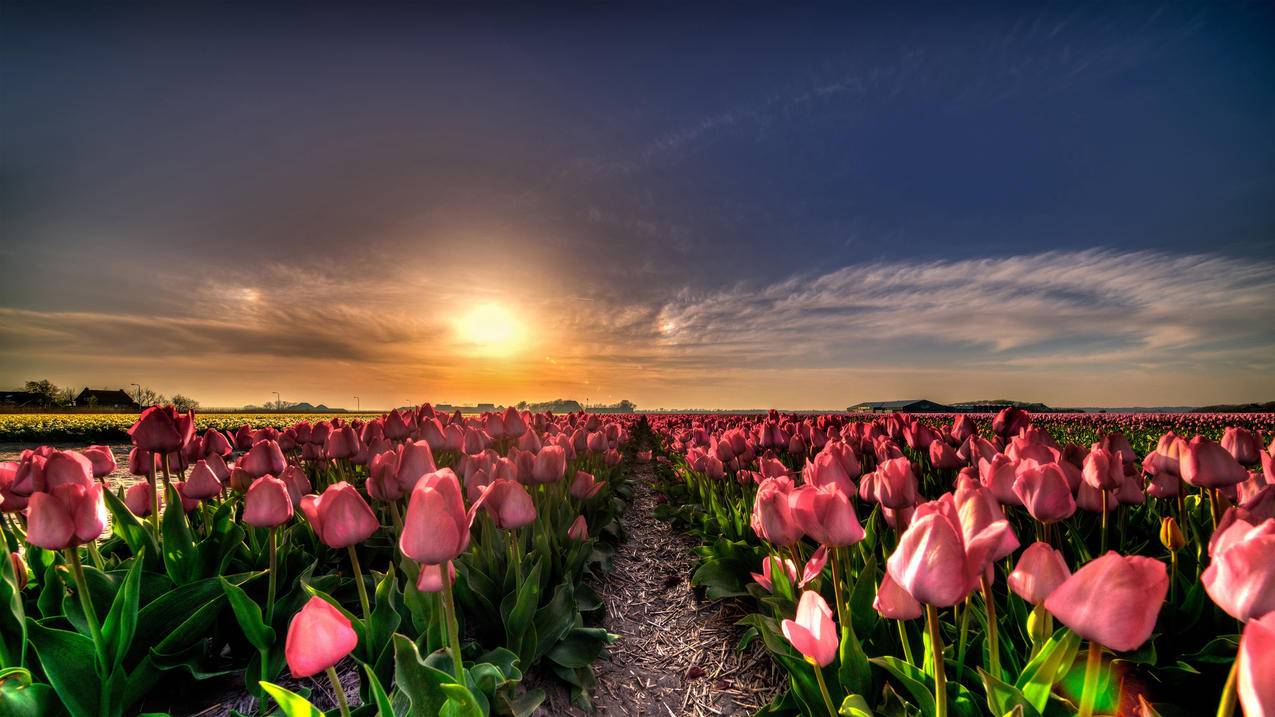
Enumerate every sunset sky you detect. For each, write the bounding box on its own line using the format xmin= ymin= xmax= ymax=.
xmin=3 ymin=1 xmax=1274 ymax=410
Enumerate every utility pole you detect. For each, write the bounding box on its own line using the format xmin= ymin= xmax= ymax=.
xmin=272 ymin=391 xmax=281 ymax=411
xmin=354 ymin=395 xmax=360 ymax=411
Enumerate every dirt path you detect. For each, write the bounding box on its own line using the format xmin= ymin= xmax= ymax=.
xmin=535 ymin=463 xmax=783 ymax=716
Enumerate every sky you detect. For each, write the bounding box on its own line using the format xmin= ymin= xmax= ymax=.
xmin=2 ymin=0 xmax=1274 ymax=410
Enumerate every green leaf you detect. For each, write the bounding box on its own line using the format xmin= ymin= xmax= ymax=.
xmin=546 ymin=628 xmax=614 ymax=669
xmin=0 ymin=548 xmax=28 ymax=668
xmin=220 ymin=577 xmax=275 ymax=652
xmin=870 ymin=656 xmax=936 ymax=717
xmin=392 ymin=633 xmax=456 ymax=716
xmin=1014 ymin=628 xmax=1081 ymax=714
xmin=980 ymin=668 xmax=1042 ymax=717
xmin=260 ymin=681 xmax=323 ymax=717
xmin=26 ymin=621 xmax=101 ymax=717
xmin=103 ymin=488 xmax=160 ymax=566
xmin=837 ymin=622 xmax=872 ymax=699
xmin=839 ymin=693 xmax=874 ymax=717
xmin=0 ymin=668 xmax=54 ymax=717
xmin=364 ymin=663 xmax=394 ymax=717
xmin=501 ymin=561 xmax=542 ymax=666
xmin=101 ymin=555 xmax=144 ymax=668
xmin=162 ymin=484 xmax=200 ymax=584
xmin=438 ymin=683 xmax=484 ymax=717
xmin=531 ymin=581 xmax=575 ymax=662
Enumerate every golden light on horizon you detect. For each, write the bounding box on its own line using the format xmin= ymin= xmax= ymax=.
xmin=455 ymin=302 xmax=526 ymax=356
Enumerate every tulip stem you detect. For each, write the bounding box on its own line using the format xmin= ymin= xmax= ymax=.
xmin=1078 ymin=641 xmax=1103 ymax=717
xmin=1215 ymin=655 xmax=1239 ymax=717
xmin=926 ymin=604 xmax=948 ymax=717
xmin=66 ymin=549 xmax=106 ymax=674
xmin=325 ymin=665 xmax=352 ymax=717
xmin=149 ymin=463 xmax=161 ymax=535
xmin=86 ymin=540 xmax=105 ymax=570
xmin=438 ymin=561 xmax=464 ymax=682
xmin=265 ymin=527 xmax=278 ymax=627
xmin=346 ymin=546 xmax=371 ymax=626
xmin=812 ymin=661 xmax=839 ymax=717
xmin=897 ymin=619 xmax=915 ymax=664
xmin=1099 ymin=493 xmax=1108 ymax=553
xmin=980 ymin=575 xmax=1001 ymax=681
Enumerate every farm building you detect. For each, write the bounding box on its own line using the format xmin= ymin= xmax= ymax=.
xmin=847 ymin=399 xmax=953 ymax=413
xmin=75 ymin=388 xmax=140 ymax=410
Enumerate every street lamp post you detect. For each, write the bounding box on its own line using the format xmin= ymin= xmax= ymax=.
xmin=272 ymin=391 xmax=281 ymax=411
xmin=353 ymin=395 xmax=360 ymax=411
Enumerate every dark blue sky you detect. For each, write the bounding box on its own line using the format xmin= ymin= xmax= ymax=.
xmin=2 ymin=1 xmax=1273 ymax=408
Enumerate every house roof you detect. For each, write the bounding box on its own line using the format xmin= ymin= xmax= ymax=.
xmin=76 ymin=388 xmax=138 ymax=404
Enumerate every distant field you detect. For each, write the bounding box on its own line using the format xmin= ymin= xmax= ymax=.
xmin=0 ymin=411 xmax=387 ymax=442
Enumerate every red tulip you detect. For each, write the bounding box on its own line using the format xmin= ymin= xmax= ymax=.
xmin=324 ymin=425 xmax=361 ymax=461
xmin=26 ymin=483 xmax=107 ymax=550
xmin=1008 ymin=542 xmax=1071 ymax=604
xmin=301 ymin=482 xmax=379 ymax=549
xmin=1182 ymin=435 xmax=1249 ymax=488
xmin=1043 ymin=552 xmax=1167 ymax=652
xmin=1238 ymin=612 xmax=1275 ymax=717
xmin=874 ymin=572 xmax=922 ymax=620
xmin=285 ymin=596 xmax=358 ymax=678
xmin=992 ymin=407 xmax=1031 ymax=438
xmin=1013 ymin=462 xmax=1076 ymax=524
xmin=82 ymin=446 xmax=117 ymax=478
xmin=781 ymin=590 xmax=839 ymax=667
xmin=1202 ymin=518 xmax=1275 ymax=622
xmin=400 ymin=469 xmax=482 ymax=565
xmin=128 ymin=405 xmax=195 ymax=454
xmin=790 ymin=483 xmax=864 ymax=547
xmin=244 ymin=476 xmax=294 ymax=528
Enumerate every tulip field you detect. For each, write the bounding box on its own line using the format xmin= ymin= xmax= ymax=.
xmin=0 ymin=407 xmax=1273 ymax=716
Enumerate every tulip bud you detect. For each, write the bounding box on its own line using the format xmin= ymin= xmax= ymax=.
xmin=124 ymin=481 xmax=154 ymax=517
xmin=1159 ymin=517 xmax=1186 ymax=551
xmin=9 ymin=552 xmax=27 ymax=590
xmin=781 ymin=590 xmax=839 ymax=667
xmin=244 ymin=476 xmax=294 ymax=528
xmin=285 ymin=596 xmax=358 ymax=678
xmin=567 ymin=515 xmax=589 ymax=540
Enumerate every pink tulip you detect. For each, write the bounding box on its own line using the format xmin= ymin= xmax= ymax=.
xmin=244 ymin=476 xmax=294 ymax=528
xmin=43 ymin=451 xmax=95 ymax=492
xmin=803 ymin=450 xmax=856 ymax=496
xmin=202 ymin=430 xmax=233 ymax=457
xmin=1013 ymin=463 xmax=1076 ymax=524
xmin=531 ymin=445 xmax=566 ymax=484
xmin=278 ymin=464 xmax=311 ymax=507
xmin=570 ymin=470 xmax=605 ymax=500
xmin=415 ymin=561 xmax=456 ymax=593
xmin=124 ymin=481 xmax=154 ymax=517
xmin=872 ymin=457 xmax=918 ymax=509
xmin=1043 ymin=552 xmax=1167 ymax=652
xmin=1223 ymin=427 xmax=1262 ymax=467
xmin=751 ymin=477 xmax=803 ymax=546
xmin=930 ymin=440 xmax=964 ymax=470
xmin=1182 ymin=436 xmax=1249 ymax=488
xmin=127 ymin=447 xmax=153 ymax=477
xmin=482 ymin=479 xmax=537 ymax=530
xmin=324 ymin=425 xmax=361 ymax=461
xmin=285 ymin=596 xmax=358 ymax=678
xmin=26 ymin=483 xmax=107 ymax=550
xmin=1202 ymin=518 xmax=1275 ymax=622
xmin=790 ymin=483 xmax=864 ymax=547
xmin=1238 ymin=612 xmax=1275 ymax=717
xmin=183 ymin=460 xmax=223 ymax=500
xmin=1082 ymin=448 xmax=1122 ymax=491
xmin=781 ymin=591 xmax=839 ymax=667
xmin=300 ymin=482 xmax=379 ymax=549
xmin=874 ymin=572 xmax=923 ymax=620
xmin=400 ymin=469 xmax=482 ymax=565
xmin=82 ymin=446 xmax=117 ymax=478
xmin=1008 ymin=542 xmax=1071 ymax=604
xmin=567 ymin=515 xmax=589 ymax=541
xmin=751 ymin=555 xmax=798 ymax=592
xmin=240 ymin=440 xmax=286 ymax=479
xmin=888 ymin=493 xmax=1010 ymax=607
xmin=979 ymin=454 xmax=1024 ymax=507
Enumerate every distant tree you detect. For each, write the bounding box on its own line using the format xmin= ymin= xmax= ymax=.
xmin=130 ymin=385 xmax=166 ymax=407
xmin=58 ymin=386 xmax=77 ymax=407
xmin=24 ymin=379 xmax=60 ymax=407
xmin=614 ymin=399 xmax=637 ymax=412
xmin=516 ymin=400 xmax=528 ymax=410
xmin=171 ymin=394 xmax=200 ymax=412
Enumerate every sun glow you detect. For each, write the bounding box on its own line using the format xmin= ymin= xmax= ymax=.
xmin=455 ymin=302 xmax=526 ymax=356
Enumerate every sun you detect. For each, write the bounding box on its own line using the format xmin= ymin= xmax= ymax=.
xmin=455 ymin=302 xmax=526 ymax=356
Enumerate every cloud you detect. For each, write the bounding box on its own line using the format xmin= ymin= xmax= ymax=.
xmin=652 ymin=249 xmax=1275 ymax=375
